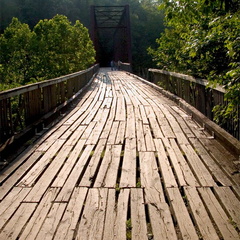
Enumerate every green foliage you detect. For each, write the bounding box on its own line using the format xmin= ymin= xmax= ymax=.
xmin=0 ymin=18 xmax=35 ymax=87
xmin=150 ymin=0 xmax=240 ymax=122
xmin=0 ymin=15 xmax=95 ymax=90
xmin=32 ymin=15 xmax=95 ymax=80
xmin=0 ymin=0 xmax=165 ymax=72
xmin=126 ymin=218 xmax=132 ymax=239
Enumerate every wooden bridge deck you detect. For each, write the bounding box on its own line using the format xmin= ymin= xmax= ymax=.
xmin=0 ymin=69 xmax=240 ymax=239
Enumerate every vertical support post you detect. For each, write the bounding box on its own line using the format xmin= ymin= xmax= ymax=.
xmin=125 ymin=5 xmax=132 ymax=66
xmin=90 ymin=5 xmax=99 ymax=64
xmin=90 ymin=5 xmax=96 ymax=45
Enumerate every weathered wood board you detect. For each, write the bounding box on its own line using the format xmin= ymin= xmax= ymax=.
xmin=0 ymin=69 xmax=239 ymax=240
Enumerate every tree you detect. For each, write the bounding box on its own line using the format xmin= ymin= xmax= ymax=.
xmin=0 ymin=18 xmax=35 ymax=88
xmin=0 ymin=15 xmax=95 ymax=90
xmin=150 ymin=0 xmax=240 ymax=123
xmin=0 ymin=0 xmax=165 ymax=71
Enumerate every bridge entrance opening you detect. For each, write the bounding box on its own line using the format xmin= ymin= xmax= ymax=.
xmin=90 ymin=5 xmax=132 ymax=67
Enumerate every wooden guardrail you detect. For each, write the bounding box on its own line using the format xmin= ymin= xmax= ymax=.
xmin=120 ymin=62 xmax=132 ymax=72
xmin=148 ymin=69 xmax=240 ymax=141
xmin=0 ymin=64 xmax=99 ymax=151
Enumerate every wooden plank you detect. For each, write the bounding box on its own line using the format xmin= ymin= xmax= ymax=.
xmin=139 ymin=105 xmax=149 ymax=124
xmin=139 ymin=152 xmax=165 ymax=202
xmin=131 ymin=81 xmax=156 ymax=100
xmin=80 ymin=138 xmax=107 ymax=187
xmin=94 ymin=102 xmax=109 ymax=122
xmin=73 ymin=87 xmax=103 ymax=126
xmin=189 ymin=138 xmax=233 ymax=186
xmin=0 ymin=203 xmax=37 ymax=240
xmin=169 ymin=138 xmax=199 ymax=186
xmin=161 ymin=137 xmax=187 ymax=186
xmin=134 ymin=105 xmax=142 ymax=121
xmin=199 ymin=138 xmax=240 ymax=185
xmin=198 ymin=187 xmax=239 ymax=239
xmin=18 ymin=139 xmax=66 ymax=187
xmin=125 ymin=104 xmax=136 ymax=139
xmin=136 ymin=118 xmax=146 ymax=152
xmin=232 ymin=184 xmax=240 ymax=200
xmin=159 ymin=104 xmax=189 ymax=145
xmin=64 ymin=125 xmax=86 ymax=146
xmin=76 ymin=188 xmax=108 ymax=240
xmin=81 ymin=100 xmax=102 ymax=125
xmin=56 ymin=144 xmax=94 ymax=202
xmin=184 ymin=187 xmax=219 ymax=240
xmin=81 ymin=121 xmax=97 ymax=139
xmin=167 ymin=187 xmax=199 ymax=240
xmin=146 ymin=105 xmax=172 ymax=138
xmin=98 ymin=81 xmax=106 ymax=101
xmin=20 ymin=188 xmax=60 ymax=240
xmin=0 ymin=188 xmax=31 ymax=230
xmin=51 ymin=139 xmax=86 ymax=187
xmin=24 ymin=145 xmax=72 ymax=202
xmin=0 ymin=142 xmax=41 ymax=184
xmin=115 ymin=121 xmax=126 ymax=144
xmin=112 ymin=77 xmax=122 ymax=98
xmin=102 ymin=189 xmax=117 ymax=240
xmin=171 ymin=105 xmax=209 ymax=139
xmin=36 ymin=126 xmax=68 ymax=152
xmin=101 ymin=97 xmax=112 ymax=109
xmin=148 ymin=202 xmax=178 ymax=240
xmin=125 ymin=87 xmax=140 ymax=107
xmin=131 ymin=188 xmax=148 ymax=240
xmin=120 ymin=138 xmax=136 ymax=188
xmin=54 ymin=187 xmax=88 ymax=240
xmin=213 ymin=186 xmax=240 ymax=229
xmin=109 ymin=74 xmax=117 ymax=98
xmin=171 ymin=106 xmax=207 ymax=138
xmin=143 ymin=124 xmax=155 ymax=151
xmin=105 ymin=85 xmax=113 ymax=98
xmin=154 ymin=139 xmax=178 ymax=188
xmin=115 ymin=96 xmax=126 ymax=121
xmin=0 ymin=142 xmax=42 ymax=184
xmin=107 ymin=121 xmax=119 ymax=144
xmin=35 ymin=202 xmax=67 ymax=240
xmin=120 ymin=83 xmax=133 ymax=106
xmin=94 ymin=145 xmax=122 ymax=187
xmin=0 ymin=151 xmax=42 ymax=200
xmin=86 ymin=108 xmax=110 ymax=144
xmin=155 ymin=113 xmax=175 ymax=138
xmin=128 ymin=82 xmax=150 ymax=106
xmin=101 ymin=145 xmax=122 ymax=188
xmin=167 ymin=105 xmax=195 ymax=138
xmin=114 ymin=189 xmax=130 ymax=240
xmin=129 ymin=88 xmax=150 ymax=107
xmin=61 ymin=80 xmax=97 ymax=126
xmin=135 ymin=106 xmax=146 ymax=151
xmin=100 ymin=97 xmax=116 ymax=139
xmin=63 ymin=108 xmax=85 ymax=126
xmin=144 ymin=105 xmax=156 ymax=119
xmin=180 ymin=143 xmax=216 ymax=186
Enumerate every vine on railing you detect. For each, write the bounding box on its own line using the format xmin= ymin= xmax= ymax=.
xmin=149 ymin=68 xmax=240 ymax=140
xmin=0 ymin=64 xmax=99 ymax=150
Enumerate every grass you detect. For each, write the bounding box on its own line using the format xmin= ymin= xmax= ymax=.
xmin=126 ymin=218 xmax=132 ymax=240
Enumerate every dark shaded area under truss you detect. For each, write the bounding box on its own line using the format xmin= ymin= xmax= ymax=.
xmin=90 ymin=5 xmax=132 ymax=67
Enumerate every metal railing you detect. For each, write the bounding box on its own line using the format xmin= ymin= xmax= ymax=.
xmin=0 ymin=64 xmax=99 ymax=150
xmin=149 ymin=68 xmax=240 ymax=141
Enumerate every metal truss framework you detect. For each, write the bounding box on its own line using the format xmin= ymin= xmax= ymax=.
xmin=90 ymin=5 xmax=132 ymax=66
